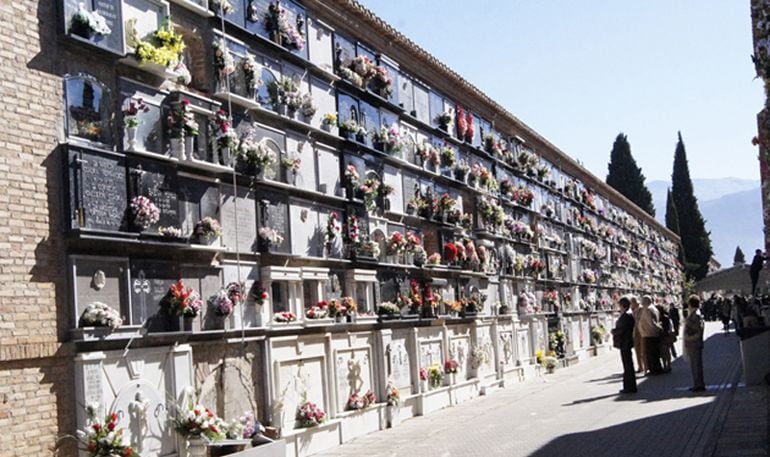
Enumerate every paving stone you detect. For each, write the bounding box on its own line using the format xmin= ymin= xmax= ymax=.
xmin=311 ymin=322 xmax=768 ymax=457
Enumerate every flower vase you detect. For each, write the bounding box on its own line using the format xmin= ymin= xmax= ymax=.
xmin=334 ymin=314 xmax=345 ymax=323
xmin=185 ymin=437 xmax=207 ymax=457
xmin=220 ymin=146 xmax=231 ymax=167
xmin=126 ymin=126 xmax=137 ymax=151
xmin=321 ymin=123 xmax=331 ymax=132
xmin=387 ymin=254 xmax=398 ymax=265
xmin=276 ymin=104 xmax=288 ymax=117
xmin=179 ymin=316 xmax=193 ymax=332
xmin=229 ymin=310 xmax=242 ymax=329
xmin=420 ymin=379 xmax=429 ymax=393
xmin=170 ymin=138 xmax=184 ymax=159
xmin=448 ymin=372 xmax=456 ymax=386
xmin=184 ymin=136 xmax=195 ymax=161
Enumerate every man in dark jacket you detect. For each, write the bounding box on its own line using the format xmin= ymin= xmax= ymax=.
xmin=612 ymin=296 xmax=637 ymax=393
xmin=750 ymin=249 xmax=765 ymax=296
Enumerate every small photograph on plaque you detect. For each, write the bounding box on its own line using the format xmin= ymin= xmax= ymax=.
xmin=64 ymin=75 xmax=113 ymax=146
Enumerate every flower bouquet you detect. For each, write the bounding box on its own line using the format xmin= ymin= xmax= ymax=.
xmin=75 ymin=405 xmax=136 ymax=457
xmin=208 ymin=290 xmax=234 ymax=317
xmin=306 ymin=301 xmax=329 ymax=319
xmin=166 ymin=279 xmax=202 ymax=318
xmin=173 ymin=400 xmax=226 ymax=442
xmin=258 ymin=226 xmax=284 ymax=249
xmin=273 ymin=311 xmax=296 ymax=323
xmin=296 ymin=400 xmax=326 ymax=428
xmin=264 ymin=0 xmax=306 ymax=51
xmin=78 ymin=302 xmax=123 ymax=330
xmin=194 ymin=217 xmax=222 ymax=242
xmin=70 ymin=3 xmax=112 ymax=39
xmin=130 ymin=195 xmax=160 ymax=230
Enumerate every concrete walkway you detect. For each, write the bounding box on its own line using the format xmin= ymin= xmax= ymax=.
xmin=312 ymin=322 xmax=768 ymax=457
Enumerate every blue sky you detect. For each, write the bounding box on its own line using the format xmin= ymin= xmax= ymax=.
xmin=358 ymin=0 xmax=764 ymax=182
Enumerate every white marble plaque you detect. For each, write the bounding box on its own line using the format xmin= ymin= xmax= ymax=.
xmin=419 ymin=340 xmax=442 ymax=370
xmin=449 ymin=336 xmax=470 ymax=378
xmin=387 ymin=340 xmax=411 ymax=391
xmin=334 ymin=349 xmax=371 ymax=411
xmin=275 ymin=357 xmax=325 ymax=431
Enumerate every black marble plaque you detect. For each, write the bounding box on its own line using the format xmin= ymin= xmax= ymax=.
xmin=429 ymin=91 xmax=444 ymax=128
xmin=63 ymin=0 xmax=124 ymax=55
xmin=130 ymin=259 xmax=178 ymax=330
xmin=129 ymin=159 xmax=179 ymax=232
xmin=258 ymin=190 xmax=290 ymax=253
xmin=68 ymin=147 xmax=127 ymax=232
xmin=179 ymin=176 xmax=219 ymax=235
xmin=359 ymin=101 xmax=379 ymax=148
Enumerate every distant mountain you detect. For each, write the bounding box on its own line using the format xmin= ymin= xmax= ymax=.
xmin=646 ymin=178 xmax=762 ymax=267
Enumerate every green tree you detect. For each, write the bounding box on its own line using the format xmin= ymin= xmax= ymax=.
xmin=606 ymin=133 xmax=656 ymax=217
xmin=733 ymin=246 xmax=745 ymax=265
xmin=670 ymin=132 xmax=713 ymax=280
xmin=664 ymin=188 xmax=680 ymax=235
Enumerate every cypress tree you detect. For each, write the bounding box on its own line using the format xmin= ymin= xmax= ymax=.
xmin=734 ymin=246 xmax=746 ymax=265
xmin=606 ymin=133 xmax=656 ymax=217
xmin=664 ymin=188 xmax=680 ymax=235
xmin=670 ymin=132 xmax=713 ymax=280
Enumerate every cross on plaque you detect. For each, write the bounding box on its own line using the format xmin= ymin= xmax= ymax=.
xmin=133 ymin=270 xmax=150 ymax=323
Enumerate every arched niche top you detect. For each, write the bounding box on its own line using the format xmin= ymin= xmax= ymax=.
xmin=258 ymin=67 xmax=279 ymax=107
xmin=63 ymin=73 xmax=113 ymax=146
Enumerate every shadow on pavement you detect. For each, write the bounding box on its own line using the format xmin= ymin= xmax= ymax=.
xmin=528 ymin=402 xmax=716 ymax=457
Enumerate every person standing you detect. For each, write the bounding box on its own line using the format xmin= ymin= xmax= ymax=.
xmin=630 ymin=296 xmax=647 ymax=374
xmin=683 ymin=294 xmax=706 ymax=392
xmin=638 ymin=295 xmax=664 ymax=374
xmin=669 ymin=301 xmax=681 ymax=358
xmin=750 ymin=249 xmax=765 ymax=296
xmin=612 ymin=296 xmax=637 ymax=394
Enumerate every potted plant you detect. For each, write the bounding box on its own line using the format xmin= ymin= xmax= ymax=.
xmin=122 ymin=97 xmax=149 ymax=151
xmin=172 ymin=392 xmax=226 ymax=457
xmin=543 ymin=355 xmax=558 ymax=374
xmin=211 ymin=109 xmax=237 ymax=166
xmin=165 ymin=279 xmax=202 ymax=331
xmin=321 ymin=113 xmax=337 ymax=132
xmin=377 ymin=301 xmax=401 ymax=321
xmin=129 ymin=195 xmax=160 ymax=231
xmin=194 ymin=217 xmax=222 ymax=244
xmin=207 ymin=289 xmax=233 ymax=329
xmin=444 ymin=358 xmax=459 ymax=385
xmin=236 ymin=139 xmax=277 ymax=179
xmin=78 ymin=302 xmax=123 ymax=330
xmin=258 ymin=226 xmax=284 ymax=252
xmin=72 ymin=405 xmax=137 ymax=457
xmin=296 ymin=398 xmax=326 ymax=428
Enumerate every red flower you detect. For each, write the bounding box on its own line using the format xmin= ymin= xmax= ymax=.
xmin=111 ymin=412 xmax=118 ymax=421
xmin=124 ymin=449 xmax=133 ymax=456
xmin=261 ymin=291 xmax=269 ymax=300
xmin=182 ymin=99 xmax=190 ymax=105
xmin=92 ymin=423 xmax=101 ymax=432
xmin=444 ymin=242 xmax=458 ymax=262
xmin=107 ymin=422 xmax=115 ymax=431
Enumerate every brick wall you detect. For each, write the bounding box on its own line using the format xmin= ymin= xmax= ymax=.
xmin=0 ymin=1 xmax=78 ymax=455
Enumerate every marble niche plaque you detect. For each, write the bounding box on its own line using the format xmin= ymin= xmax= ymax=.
xmin=449 ymin=335 xmax=470 ymax=378
xmin=63 ymin=0 xmax=125 ymax=54
xmin=475 ymin=326 xmax=494 ymax=377
xmin=289 ymin=199 xmax=321 ymax=257
xmin=129 ymin=159 xmax=179 ymax=233
xmin=67 ymin=147 xmax=127 ymax=232
xmin=179 ymin=175 xmax=220 ymax=238
xmin=75 ymin=346 xmax=193 ymax=457
xmin=119 ymin=79 xmax=164 ymax=154
xmin=70 ymin=255 xmax=130 ymax=328
xmin=386 ymin=338 xmax=411 ymax=391
xmin=274 ymin=356 xmax=325 ymax=432
xmin=419 ymin=340 xmax=443 ymax=371
xmin=180 ymin=264 xmax=221 ymax=329
xmin=316 ymin=144 xmax=341 ymax=196
xmin=498 ymin=331 xmax=514 ymax=367
xmin=258 ymin=190 xmax=290 ymax=254
xmin=220 ymin=184 xmax=257 ymax=252
xmin=130 ymin=259 xmax=178 ymax=330
xmin=335 ymin=348 xmax=372 ymax=412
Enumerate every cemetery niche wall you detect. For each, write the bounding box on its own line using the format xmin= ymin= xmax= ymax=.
xmin=53 ymin=1 xmax=683 ymax=456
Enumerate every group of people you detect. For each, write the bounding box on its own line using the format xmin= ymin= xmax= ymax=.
xmin=612 ymin=294 xmax=705 ymax=394
xmin=702 ymin=293 xmax=766 ymax=332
